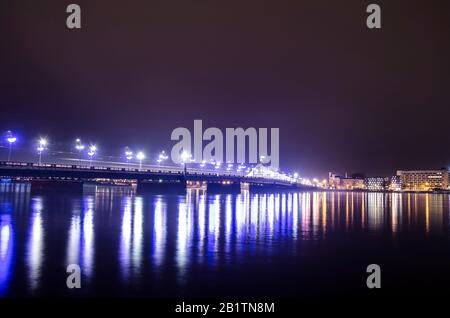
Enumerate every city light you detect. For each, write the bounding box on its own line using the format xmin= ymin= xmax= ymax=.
xmin=88 ymin=145 xmax=97 ymax=156
xmin=157 ymin=150 xmax=168 ymax=165
xmin=88 ymin=144 xmax=97 ymax=167
xmin=124 ymin=147 xmax=133 ymax=167
xmin=136 ymin=151 xmax=145 ymax=170
xmin=5 ymin=131 xmax=17 ymax=162
xmin=6 ymin=136 xmax=16 ymax=144
xmin=37 ymin=138 xmax=48 ymax=165
xmin=75 ymin=138 xmax=85 ymax=151
xmin=180 ymin=151 xmax=191 ymax=174
xmin=181 ymin=151 xmax=190 ymax=163
xmin=75 ymin=138 xmax=85 ymax=162
xmin=6 ymin=131 xmax=450 ymax=193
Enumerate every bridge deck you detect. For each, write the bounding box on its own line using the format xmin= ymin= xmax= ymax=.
xmin=0 ymin=161 xmax=301 ymax=188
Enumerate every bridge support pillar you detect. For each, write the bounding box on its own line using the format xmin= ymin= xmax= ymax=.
xmin=30 ymin=180 xmax=84 ymax=194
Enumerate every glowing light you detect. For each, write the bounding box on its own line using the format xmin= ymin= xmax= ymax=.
xmin=36 ymin=138 xmax=48 ymax=165
xmin=136 ymin=151 xmax=145 ymax=161
xmin=0 ymin=225 xmax=10 ymax=258
xmin=181 ymin=151 xmax=191 ymax=163
xmin=5 ymin=131 xmax=17 ymax=162
xmin=75 ymin=138 xmax=85 ymax=151
xmin=136 ymin=151 xmax=145 ymax=169
xmin=87 ymin=145 xmax=97 ymax=157
xmin=39 ymin=138 xmax=47 ymax=147
xmin=125 ymin=149 xmax=133 ymax=161
xmin=157 ymin=151 xmax=168 ymax=165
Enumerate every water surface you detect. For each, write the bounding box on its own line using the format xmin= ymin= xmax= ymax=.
xmin=1 ymin=183 xmax=450 ymax=298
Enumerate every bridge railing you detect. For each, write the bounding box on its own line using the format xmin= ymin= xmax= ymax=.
xmin=0 ymin=161 xmax=246 ymax=177
xmin=0 ymin=161 xmax=303 ymax=185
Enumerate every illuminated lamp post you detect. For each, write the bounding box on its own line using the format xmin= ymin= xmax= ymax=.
xmin=75 ymin=138 xmax=85 ymax=162
xmin=88 ymin=145 xmax=97 ymax=167
xmin=136 ymin=151 xmax=145 ymax=170
xmin=6 ymin=131 xmax=17 ymax=162
xmin=157 ymin=150 xmax=168 ymax=166
xmin=181 ymin=151 xmax=191 ymax=175
xmin=37 ymin=138 xmax=48 ymax=165
xmin=124 ymin=148 xmax=133 ymax=168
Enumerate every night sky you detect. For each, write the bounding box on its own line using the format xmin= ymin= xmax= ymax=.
xmin=1 ymin=0 xmax=449 ymax=177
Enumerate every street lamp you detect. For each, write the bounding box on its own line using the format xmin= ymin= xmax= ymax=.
xmin=181 ymin=151 xmax=191 ymax=175
xmin=5 ymin=131 xmax=17 ymax=162
xmin=124 ymin=147 xmax=133 ymax=168
xmin=136 ymin=151 xmax=145 ymax=170
xmin=37 ymin=138 xmax=47 ymax=165
xmin=88 ymin=144 xmax=97 ymax=167
xmin=157 ymin=150 xmax=168 ymax=165
xmin=75 ymin=138 xmax=85 ymax=162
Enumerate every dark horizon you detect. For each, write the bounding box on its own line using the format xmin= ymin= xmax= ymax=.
xmin=1 ymin=0 xmax=450 ymax=177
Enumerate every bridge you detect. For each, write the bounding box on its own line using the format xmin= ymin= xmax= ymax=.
xmin=0 ymin=161 xmax=314 ymax=194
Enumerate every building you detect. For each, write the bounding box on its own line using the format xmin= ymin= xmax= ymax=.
xmin=389 ymin=175 xmax=401 ymax=191
xmin=365 ymin=177 xmax=389 ymax=191
xmin=328 ymin=172 xmax=365 ymax=190
xmin=396 ymin=169 xmax=449 ymax=191
xmin=328 ymin=172 xmax=341 ymax=189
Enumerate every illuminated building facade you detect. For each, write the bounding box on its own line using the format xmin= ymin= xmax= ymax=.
xmin=328 ymin=172 xmax=365 ymax=190
xmin=397 ymin=169 xmax=449 ymax=191
xmin=364 ymin=177 xmax=389 ymax=191
xmin=389 ymin=175 xmax=401 ymax=191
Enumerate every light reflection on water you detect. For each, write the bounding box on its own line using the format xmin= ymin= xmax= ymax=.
xmin=0 ymin=185 xmax=449 ymax=297
xmin=0 ymin=215 xmax=14 ymax=296
xmin=152 ymin=196 xmax=166 ymax=269
xmin=27 ymin=197 xmax=44 ymax=293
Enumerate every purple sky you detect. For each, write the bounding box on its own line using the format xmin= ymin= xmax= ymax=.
xmin=1 ymin=0 xmax=449 ymax=177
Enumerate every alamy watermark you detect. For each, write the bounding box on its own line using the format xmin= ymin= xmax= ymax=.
xmin=66 ymin=264 xmax=81 ymax=289
xmin=170 ymin=120 xmax=280 ymax=170
xmin=366 ymin=264 xmax=381 ymax=289
xmin=65 ymin=4 xmax=381 ymax=31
